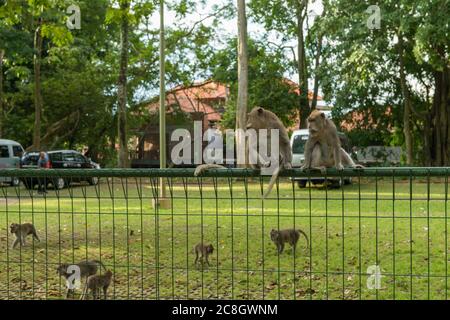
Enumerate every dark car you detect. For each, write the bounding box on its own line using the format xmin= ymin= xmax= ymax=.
xmin=20 ymin=150 xmax=100 ymax=190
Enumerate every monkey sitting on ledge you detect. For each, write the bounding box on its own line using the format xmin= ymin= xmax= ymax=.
xmin=195 ymin=106 xmax=292 ymax=198
xmin=301 ymin=110 xmax=363 ymax=173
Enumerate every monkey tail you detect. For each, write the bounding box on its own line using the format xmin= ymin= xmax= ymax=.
xmin=297 ymin=229 xmax=309 ymax=249
xmin=194 ymin=164 xmax=227 ymax=176
xmin=92 ymin=260 xmax=107 ymax=271
xmin=262 ymin=166 xmax=280 ymax=199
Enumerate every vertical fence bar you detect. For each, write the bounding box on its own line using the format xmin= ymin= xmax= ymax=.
xmin=357 ymin=171 xmax=361 ymax=300
xmin=228 ymin=176 xmax=234 ymax=299
xmin=375 ymin=170 xmax=379 ymax=300
xmin=260 ymin=175 xmax=265 ymax=300
xmin=244 ymin=176 xmax=249 ymax=299
xmin=392 ymin=171 xmax=396 ymax=300
xmin=342 ymin=172 xmax=346 ymax=299
xmin=426 ymin=171 xmax=430 ymax=299
xmin=308 ymin=173 xmax=312 ymax=300
xmin=292 ymin=178 xmax=296 ymax=300
xmin=409 ymin=170 xmax=413 ymax=299
xmin=445 ymin=170 xmax=448 ymax=300
xmin=4 ymin=186 xmax=10 ymax=299
xmin=325 ymin=174 xmax=329 ymax=299
xmin=182 ymin=177 xmax=189 ymax=299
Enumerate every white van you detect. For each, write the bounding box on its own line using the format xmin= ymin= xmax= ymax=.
xmin=290 ymin=129 xmax=309 ymax=168
xmin=0 ymin=139 xmax=24 ymax=186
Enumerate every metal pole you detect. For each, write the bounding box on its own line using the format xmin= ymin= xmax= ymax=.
xmin=158 ymin=0 xmax=168 ymax=206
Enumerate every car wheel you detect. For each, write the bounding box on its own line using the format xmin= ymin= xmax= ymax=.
xmin=10 ymin=177 xmax=20 ymax=187
xmin=53 ymin=178 xmax=66 ymax=190
xmin=328 ymin=179 xmax=342 ymax=189
xmin=88 ymin=177 xmax=99 ymax=185
xmin=297 ymin=180 xmax=307 ymax=188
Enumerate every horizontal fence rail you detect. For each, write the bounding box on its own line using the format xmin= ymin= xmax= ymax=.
xmin=0 ymin=167 xmax=449 ymax=177
xmin=0 ymin=168 xmax=448 ymax=300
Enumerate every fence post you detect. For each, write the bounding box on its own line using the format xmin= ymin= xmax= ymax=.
xmin=155 ymin=0 xmax=171 ymax=209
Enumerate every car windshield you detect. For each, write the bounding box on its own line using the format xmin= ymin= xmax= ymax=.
xmin=22 ymin=154 xmax=39 ymax=165
xmin=292 ymin=135 xmax=308 ymax=154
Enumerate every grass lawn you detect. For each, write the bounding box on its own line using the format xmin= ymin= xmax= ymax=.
xmin=0 ymin=176 xmax=449 ymax=300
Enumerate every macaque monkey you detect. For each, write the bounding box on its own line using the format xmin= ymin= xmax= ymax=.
xmin=80 ymin=270 xmax=113 ymax=300
xmin=270 ymin=228 xmax=309 ymax=254
xmin=10 ymin=223 xmax=40 ymax=249
xmin=195 ymin=107 xmax=292 ymax=198
xmin=56 ymin=260 xmax=107 ymax=298
xmin=194 ymin=242 xmax=214 ymax=266
xmin=302 ymin=110 xmax=363 ymax=173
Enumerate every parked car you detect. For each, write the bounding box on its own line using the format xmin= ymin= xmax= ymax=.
xmin=0 ymin=139 xmax=24 ymax=186
xmin=290 ymin=130 xmax=353 ymax=188
xmin=20 ymin=150 xmax=100 ymax=190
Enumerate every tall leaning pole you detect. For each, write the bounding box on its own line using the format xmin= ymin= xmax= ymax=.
xmin=157 ymin=0 xmax=170 ymax=209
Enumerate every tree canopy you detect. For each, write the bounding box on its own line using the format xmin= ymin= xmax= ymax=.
xmin=0 ymin=0 xmax=448 ymax=166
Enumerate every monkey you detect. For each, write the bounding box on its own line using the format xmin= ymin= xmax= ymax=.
xmin=193 ymin=242 xmax=214 ymax=267
xmin=194 ymin=107 xmax=292 ymax=198
xmin=56 ymin=260 xmax=107 ymax=298
xmin=80 ymin=270 xmax=113 ymax=300
xmin=270 ymin=228 xmax=309 ymax=254
xmin=10 ymin=223 xmax=40 ymax=249
xmin=302 ymin=110 xmax=363 ymax=173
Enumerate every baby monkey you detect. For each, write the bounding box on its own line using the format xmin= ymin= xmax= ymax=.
xmin=194 ymin=242 xmax=214 ymax=267
xmin=270 ymin=228 xmax=309 ymax=254
xmin=10 ymin=223 xmax=40 ymax=249
xmin=56 ymin=260 xmax=107 ymax=298
xmin=80 ymin=270 xmax=113 ymax=300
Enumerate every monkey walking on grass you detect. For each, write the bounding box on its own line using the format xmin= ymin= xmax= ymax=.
xmin=10 ymin=223 xmax=40 ymax=249
xmin=195 ymin=106 xmax=292 ymax=198
xmin=56 ymin=260 xmax=107 ymax=298
xmin=302 ymin=110 xmax=363 ymax=173
xmin=193 ymin=242 xmax=214 ymax=267
xmin=80 ymin=270 xmax=113 ymax=300
xmin=270 ymin=228 xmax=309 ymax=254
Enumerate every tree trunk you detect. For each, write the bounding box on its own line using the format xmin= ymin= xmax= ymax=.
xmin=296 ymin=1 xmax=309 ymax=129
xmin=442 ymin=67 xmax=449 ymax=165
xmin=423 ymin=112 xmax=432 ymax=166
xmin=398 ymin=33 xmax=413 ymax=165
xmin=311 ymin=34 xmax=322 ymax=110
xmin=33 ymin=19 xmax=43 ymax=150
xmin=117 ymin=0 xmax=130 ymax=168
xmin=428 ymin=64 xmax=450 ymax=166
xmin=0 ymin=49 xmax=4 ymax=138
xmin=236 ymin=0 xmax=248 ymax=167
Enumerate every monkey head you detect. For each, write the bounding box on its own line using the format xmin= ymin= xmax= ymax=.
xmin=270 ymin=229 xmax=280 ymax=242
xmin=307 ymin=110 xmax=326 ymax=138
xmin=105 ymin=270 xmax=113 ymax=278
xmin=206 ymin=244 xmax=214 ymax=254
xmin=246 ymin=107 xmax=267 ymax=130
xmin=9 ymin=223 xmax=19 ymax=234
xmin=56 ymin=263 xmax=70 ymax=277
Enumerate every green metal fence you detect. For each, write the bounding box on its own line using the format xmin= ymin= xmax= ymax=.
xmin=0 ymin=167 xmax=449 ymax=300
